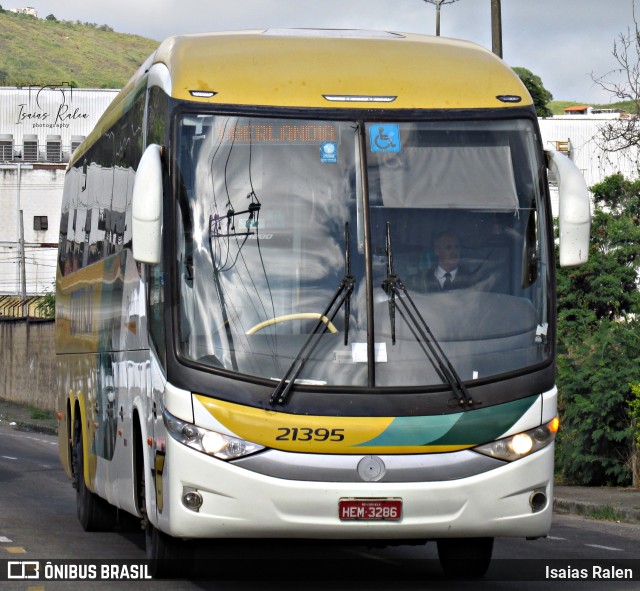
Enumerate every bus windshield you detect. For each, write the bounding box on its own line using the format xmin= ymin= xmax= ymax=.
xmin=175 ymin=115 xmax=550 ymax=388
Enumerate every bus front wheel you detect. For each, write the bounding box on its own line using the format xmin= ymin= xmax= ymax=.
xmin=145 ymin=522 xmax=192 ymax=577
xmin=74 ymin=422 xmax=117 ymax=532
xmin=437 ymin=537 xmax=493 ymax=578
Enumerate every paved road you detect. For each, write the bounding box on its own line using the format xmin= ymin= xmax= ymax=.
xmin=1 ymin=425 xmax=639 ymax=590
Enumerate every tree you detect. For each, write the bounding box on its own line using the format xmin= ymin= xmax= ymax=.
xmin=35 ymin=288 xmax=55 ymax=319
xmin=592 ymin=0 xmax=640 ymax=173
xmin=559 ymin=173 xmax=640 ymax=321
xmin=512 ymin=67 xmax=553 ymax=118
xmin=555 ymin=174 xmax=640 ymax=486
xmin=422 ymin=0 xmax=460 ymax=36
xmin=558 ymin=0 xmax=640 ymax=489
xmin=45 ymin=14 xmax=57 ymax=21
xmin=629 ymin=384 xmax=640 ymax=486
xmin=556 ymin=319 xmax=640 ymax=486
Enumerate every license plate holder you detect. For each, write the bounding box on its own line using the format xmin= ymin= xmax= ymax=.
xmin=339 ymin=498 xmax=402 ymax=521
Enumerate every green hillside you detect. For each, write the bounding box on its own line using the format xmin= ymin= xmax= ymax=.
xmin=2 ymin=8 xmax=637 ymax=109
xmin=0 ymin=8 xmax=158 ymax=88
xmin=549 ymin=100 xmax=637 ymax=116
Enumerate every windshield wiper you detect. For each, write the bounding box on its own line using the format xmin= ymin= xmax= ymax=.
xmin=381 ymin=222 xmax=473 ymax=408
xmin=270 ymin=222 xmax=355 ymax=406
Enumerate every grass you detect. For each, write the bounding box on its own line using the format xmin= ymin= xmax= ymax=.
xmin=549 ymin=100 xmax=638 ymax=116
xmin=0 ymin=11 xmax=158 ymax=88
xmin=586 ymin=505 xmax=623 ymax=522
xmin=29 ymin=407 xmax=54 ymax=420
xmin=0 ymin=401 xmax=54 ymax=423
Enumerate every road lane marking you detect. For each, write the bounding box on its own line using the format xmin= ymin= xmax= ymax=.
xmin=1 ymin=455 xmax=18 ymax=460
xmin=585 ymin=543 xmax=623 ymax=551
xmin=5 ymin=546 xmax=27 ymax=553
xmin=0 ymin=431 xmax=56 ymax=443
xmin=0 ymin=536 xmax=13 ymax=543
xmin=547 ymin=536 xmax=566 ymax=540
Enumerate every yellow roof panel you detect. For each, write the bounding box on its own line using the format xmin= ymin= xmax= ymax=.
xmin=68 ymin=29 xmax=532 ymax=168
xmin=153 ymin=29 xmax=532 ymax=110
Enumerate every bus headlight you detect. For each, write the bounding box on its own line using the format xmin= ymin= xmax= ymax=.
xmin=163 ymin=408 xmax=265 ymax=460
xmin=473 ymin=417 xmax=559 ymax=462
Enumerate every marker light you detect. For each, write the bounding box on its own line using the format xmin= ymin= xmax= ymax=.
xmin=189 ymin=90 xmax=217 ymax=98
xmin=496 ymin=95 xmax=522 ymax=103
xmin=473 ymin=417 xmax=559 ymax=462
xmin=163 ymin=407 xmax=264 ymax=460
xmin=323 ymin=94 xmax=397 ymax=103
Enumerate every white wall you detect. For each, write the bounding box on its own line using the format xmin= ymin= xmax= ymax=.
xmin=0 ymin=87 xmax=119 ymax=160
xmin=538 ymin=116 xmax=639 ymax=188
xmin=0 ymin=165 xmax=64 ymax=295
xmin=0 ymin=87 xmax=119 ymax=295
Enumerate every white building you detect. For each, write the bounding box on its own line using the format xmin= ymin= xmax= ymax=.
xmin=0 ymin=86 xmax=118 ymax=301
xmin=7 ymin=7 xmax=38 ymax=17
xmin=539 ymin=115 xmax=639 ymax=187
xmin=538 ymin=114 xmax=639 ymax=217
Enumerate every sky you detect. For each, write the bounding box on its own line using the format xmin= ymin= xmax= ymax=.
xmin=6 ymin=0 xmax=639 ymax=104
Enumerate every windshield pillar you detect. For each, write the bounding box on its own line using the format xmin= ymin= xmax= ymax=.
xmin=357 ymin=122 xmax=376 ymax=387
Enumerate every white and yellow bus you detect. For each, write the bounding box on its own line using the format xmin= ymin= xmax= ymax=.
xmin=56 ymin=29 xmax=590 ymax=576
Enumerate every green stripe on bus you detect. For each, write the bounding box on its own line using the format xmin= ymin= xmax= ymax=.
xmin=358 ymin=395 xmax=538 ymax=448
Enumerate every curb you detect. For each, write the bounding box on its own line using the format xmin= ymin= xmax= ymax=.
xmin=9 ymin=421 xmax=58 ymax=437
xmin=553 ymin=498 xmax=640 ymax=525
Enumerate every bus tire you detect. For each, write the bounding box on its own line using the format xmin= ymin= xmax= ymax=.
xmin=437 ymin=537 xmax=493 ymax=578
xmin=75 ymin=425 xmax=117 ymax=532
xmin=145 ymin=522 xmax=191 ymax=578
xmin=117 ymin=509 xmax=142 ymax=532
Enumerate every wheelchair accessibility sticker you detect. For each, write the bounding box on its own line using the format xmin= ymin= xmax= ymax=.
xmin=370 ymin=124 xmax=401 ymax=153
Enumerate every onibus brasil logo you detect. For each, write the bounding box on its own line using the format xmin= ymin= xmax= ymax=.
xmin=6 ymin=560 xmax=152 ymax=581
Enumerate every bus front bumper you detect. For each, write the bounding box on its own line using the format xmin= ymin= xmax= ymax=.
xmin=153 ymin=437 xmax=554 ymax=540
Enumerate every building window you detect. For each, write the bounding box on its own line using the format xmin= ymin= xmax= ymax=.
xmin=34 ymin=216 xmax=49 ymax=231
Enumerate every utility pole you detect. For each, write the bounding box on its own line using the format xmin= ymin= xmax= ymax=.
xmin=19 ymin=210 xmax=27 ymax=318
xmin=423 ymin=0 xmax=460 ymax=36
xmin=491 ymin=0 xmax=503 ymax=58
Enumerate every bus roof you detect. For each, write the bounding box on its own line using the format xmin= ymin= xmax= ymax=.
xmin=70 ymin=29 xmax=532 ymax=167
xmin=152 ymin=29 xmax=531 ymax=110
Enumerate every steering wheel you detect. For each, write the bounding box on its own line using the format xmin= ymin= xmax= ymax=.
xmin=247 ymin=313 xmax=338 ymax=335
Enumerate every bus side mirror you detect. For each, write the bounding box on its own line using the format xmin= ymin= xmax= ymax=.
xmin=132 ymin=144 xmax=163 ymax=264
xmin=547 ymin=149 xmax=591 ymax=267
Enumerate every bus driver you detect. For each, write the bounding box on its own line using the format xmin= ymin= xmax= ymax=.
xmin=408 ymin=231 xmax=474 ymax=292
